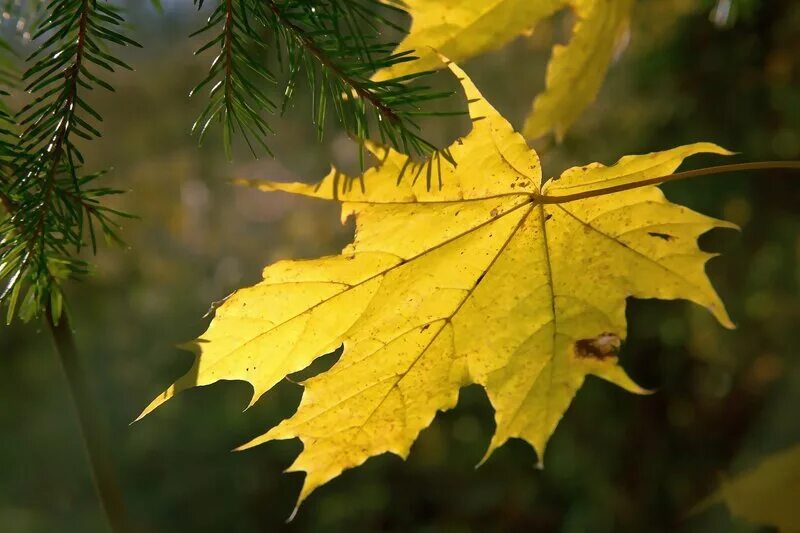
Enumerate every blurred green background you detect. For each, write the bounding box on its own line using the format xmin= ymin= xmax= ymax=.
xmin=1 ymin=0 xmax=799 ymax=531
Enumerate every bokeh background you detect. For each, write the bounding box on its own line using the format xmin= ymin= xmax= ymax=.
xmin=1 ymin=0 xmax=799 ymax=531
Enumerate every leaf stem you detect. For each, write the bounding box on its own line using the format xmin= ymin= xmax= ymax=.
xmin=46 ymin=304 xmax=133 ymax=533
xmin=539 ymin=161 xmax=800 ymax=204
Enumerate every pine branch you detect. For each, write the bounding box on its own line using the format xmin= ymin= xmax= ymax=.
xmin=191 ymin=0 xmax=277 ymax=159
xmin=191 ymin=0 xmax=456 ymax=158
xmin=0 ymin=0 xmax=138 ymax=323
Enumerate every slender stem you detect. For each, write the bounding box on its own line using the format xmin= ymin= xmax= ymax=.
xmin=539 ymin=161 xmax=800 ymax=204
xmin=46 ymin=304 xmax=133 ymax=533
xmin=224 ymin=0 xmax=234 ymax=101
xmin=25 ymin=0 xmax=90 ymax=274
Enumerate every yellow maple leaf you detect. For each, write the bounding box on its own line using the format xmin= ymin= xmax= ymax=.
xmin=523 ymin=0 xmax=633 ymax=141
xmin=138 ymin=62 xmax=734 ymax=507
xmin=373 ymin=0 xmax=632 ymax=141
xmin=372 ymin=0 xmax=564 ymax=80
xmin=701 ymin=444 xmax=800 ymax=531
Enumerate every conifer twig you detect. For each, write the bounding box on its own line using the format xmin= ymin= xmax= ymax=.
xmin=191 ymin=0 xmax=456 ymax=157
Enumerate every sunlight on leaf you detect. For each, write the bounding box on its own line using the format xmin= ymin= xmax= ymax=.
xmin=373 ymin=0 xmax=632 ymax=141
xmin=523 ymin=0 xmax=633 ymax=140
xmin=139 ymin=62 xmax=735 ymax=509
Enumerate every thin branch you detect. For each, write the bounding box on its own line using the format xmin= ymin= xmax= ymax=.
xmin=47 ymin=304 xmax=133 ymax=533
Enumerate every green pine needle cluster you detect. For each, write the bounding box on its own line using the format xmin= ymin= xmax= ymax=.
xmin=191 ymin=0 xmax=455 ymax=159
xmin=0 ymin=0 xmax=138 ymax=323
xmin=0 ymin=0 xmax=453 ymax=325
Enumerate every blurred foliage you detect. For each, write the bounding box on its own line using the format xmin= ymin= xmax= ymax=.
xmin=704 ymin=443 xmax=800 ymax=530
xmin=0 ymin=0 xmax=798 ymax=531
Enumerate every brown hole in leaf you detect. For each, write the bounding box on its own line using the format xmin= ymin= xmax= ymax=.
xmin=574 ymin=332 xmax=621 ymax=361
xmin=648 ymin=232 xmax=674 ymax=241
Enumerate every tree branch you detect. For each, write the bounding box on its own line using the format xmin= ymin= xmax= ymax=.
xmin=47 ymin=305 xmax=133 ymax=533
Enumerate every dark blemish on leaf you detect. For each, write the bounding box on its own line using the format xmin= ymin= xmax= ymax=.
xmin=476 ymin=273 xmax=485 ymax=284
xmin=457 ymin=138 xmax=464 ymax=145
xmin=421 ymin=324 xmax=430 ymax=332
xmin=545 ymin=213 xmax=553 ymax=221
xmin=574 ymin=332 xmax=621 ymax=361
xmin=648 ymin=232 xmax=674 ymax=241
xmin=490 ymin=208 xmax=499 ymax=217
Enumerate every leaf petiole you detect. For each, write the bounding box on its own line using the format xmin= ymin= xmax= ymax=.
xmin=538 ymin=161 xmax=800 ymax=204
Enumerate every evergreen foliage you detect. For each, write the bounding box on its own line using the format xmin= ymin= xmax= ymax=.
xmin=0 ymin=0 xmax=449 ymax=323
xmin=190 ymin=0 xmax=453 ymax=159
xmin=0 ymin=0 xmax=138 ymax=323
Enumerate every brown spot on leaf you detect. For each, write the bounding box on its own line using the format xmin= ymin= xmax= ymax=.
xmin=574 ymin=332 xmax=621 ymax=361
xmin=421 ymin=324 xmax=430 ymax=332
xmin=490 ymin=208 xmax=500 ymax=217
xmin=648 ymin=232 xmax=674 ymax=241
